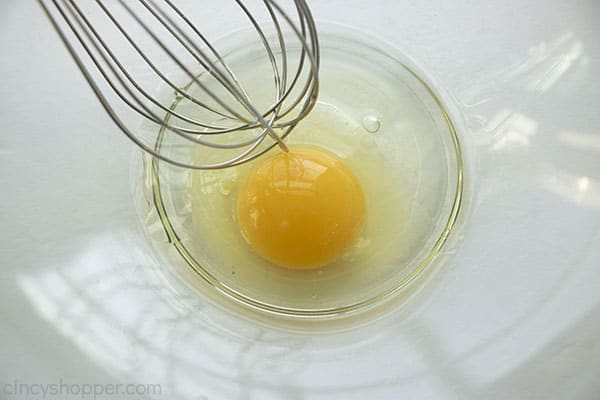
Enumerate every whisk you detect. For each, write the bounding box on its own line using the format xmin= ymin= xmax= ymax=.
xmin=38 ymin=0 xmax=320 ymax=169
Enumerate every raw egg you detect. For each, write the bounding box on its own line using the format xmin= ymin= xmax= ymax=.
xmin=152 ymin=35 xmax=459 ymax=312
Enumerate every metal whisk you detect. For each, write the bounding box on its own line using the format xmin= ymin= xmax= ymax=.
xmin=38 ymin=0 xmax=319 ymax=169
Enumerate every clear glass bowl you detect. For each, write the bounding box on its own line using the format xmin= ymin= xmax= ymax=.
xmin=133 ymin=24 xmax=464 ymax=322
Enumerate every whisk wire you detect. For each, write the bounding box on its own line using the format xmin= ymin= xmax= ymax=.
xmin=38 ymin=0 xmax=319 ymax=169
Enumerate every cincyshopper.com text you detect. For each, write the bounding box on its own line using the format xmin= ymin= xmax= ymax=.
xmin=3 ymin=378 xmax=162 ymax=399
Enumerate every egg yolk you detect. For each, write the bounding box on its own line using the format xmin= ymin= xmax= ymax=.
xmin=236 ymin=146 xmax=366 ymax=269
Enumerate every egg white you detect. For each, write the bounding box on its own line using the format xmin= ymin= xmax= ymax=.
xmin=157 ymin=54 xmax=453 ymax=311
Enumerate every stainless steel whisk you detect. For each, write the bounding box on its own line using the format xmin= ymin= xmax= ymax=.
xmin=38 ymin=0 xmax=319 ymax=169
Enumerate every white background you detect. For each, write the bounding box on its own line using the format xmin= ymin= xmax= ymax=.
xmin=1 ymin=1 xmax=599 ymax=399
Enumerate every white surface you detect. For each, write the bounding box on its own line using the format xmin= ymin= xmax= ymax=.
xmin=1 ymin=1 xmax=600 ymax=399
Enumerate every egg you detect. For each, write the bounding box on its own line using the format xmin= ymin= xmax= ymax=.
xmin=236 ymin=145 xmax=366 ymax=269
xmin=179 ymin=51 xmax=453 ymax=310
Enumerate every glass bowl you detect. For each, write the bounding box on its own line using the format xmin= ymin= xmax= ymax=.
xmin=133 ymin=24 xmax=465 ymax=322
